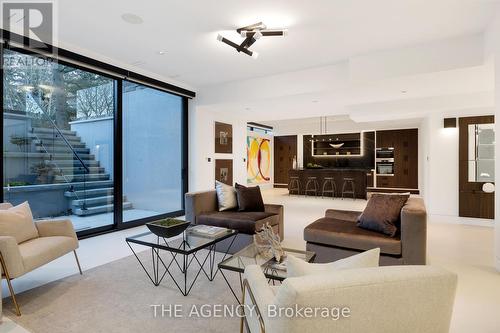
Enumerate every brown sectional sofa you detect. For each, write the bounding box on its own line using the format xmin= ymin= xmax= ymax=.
xmin=304 ymin=196 xmax=427 ymax=265
xmin=185 ymin=190 xmax=284 ymax=253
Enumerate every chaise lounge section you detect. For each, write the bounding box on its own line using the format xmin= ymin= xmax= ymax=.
xmin=304 ymin=196 xmax=427 ymax=265
xmin=185 ymin=190 xmax=284 ymax=253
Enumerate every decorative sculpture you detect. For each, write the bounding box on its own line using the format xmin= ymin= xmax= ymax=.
xmin=254 ymin=223 xmax=286 ymax=263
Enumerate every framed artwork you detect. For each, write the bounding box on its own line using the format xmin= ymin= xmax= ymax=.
xmin=215 ymin=122 xmax=233 ymax=154
xmin=215 ymin=159 xmax=233 ymax=185
xmin=247 ymin=130 xmax=272 ymax=184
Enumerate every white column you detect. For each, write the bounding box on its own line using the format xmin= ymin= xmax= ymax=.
xmin=484 ymin=5 xmax=500 ymax=272
xmin=495 ymin=58 xmax=500 ymax=271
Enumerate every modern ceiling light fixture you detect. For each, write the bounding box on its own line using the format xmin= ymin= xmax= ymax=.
xmin=217 ymin=21 xmax=288 ymax=58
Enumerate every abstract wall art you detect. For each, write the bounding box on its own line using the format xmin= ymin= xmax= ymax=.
xmin=247 ymin=131 xmax=272 ymax=184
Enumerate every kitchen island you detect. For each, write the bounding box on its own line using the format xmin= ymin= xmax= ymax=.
xmin=288 ymin=168 xmax=372 ymax=199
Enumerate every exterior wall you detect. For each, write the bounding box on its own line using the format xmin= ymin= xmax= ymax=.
xmin=3 ymin=184 xmax=70 ymax=218
xmin=70 ymin=117 xmax=114 ymax=178
xmin=121 ymin=87 xmax=183 ymax=212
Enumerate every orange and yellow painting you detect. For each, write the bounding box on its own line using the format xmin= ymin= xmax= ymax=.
xmin=247 ymin=132 xmax=271 ymax=184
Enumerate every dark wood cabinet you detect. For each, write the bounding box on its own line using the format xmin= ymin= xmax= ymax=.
xmin=376 ymin=129 xmax=418 ymax=189
xmin=274 ymin=135 xmax=297 ymax=187
xmin=458 ymin=116 xmax=494 ymax=219
xmin=376 ymin=130 xmax=396 ymax=148
xmin=376 ymin=175 xmax=395 ymax=188
xmin=366 ymin=171 xmax=374 ymax=188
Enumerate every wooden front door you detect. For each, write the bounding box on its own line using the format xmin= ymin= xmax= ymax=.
xmin=274 ymin=135 xmax=298 ymax=188
xmin=459 ymin=116 xmax=495 ymax=219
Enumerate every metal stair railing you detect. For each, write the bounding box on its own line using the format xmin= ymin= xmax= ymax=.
xmin=28 ymin=94 xmax=90 ymax=212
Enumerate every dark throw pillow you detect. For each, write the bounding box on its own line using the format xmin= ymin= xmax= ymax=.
xmin=357 ymin=193 xmax=410 ymax=237
xmin=235 ymin=183 xmax=265 ymax=212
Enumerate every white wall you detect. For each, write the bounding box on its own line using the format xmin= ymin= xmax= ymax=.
xmin=423 ymin=113 xmax=459 ymax=216
xmin=188 ymin=107 xmax=274 ymax=192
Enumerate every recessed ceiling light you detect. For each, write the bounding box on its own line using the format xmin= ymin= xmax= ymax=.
xmin=401 ymin=90 xmax=407 ymax=93
xmin=121 ymin=13 xmax=143 ymax=24
xmin=245 ymin=107 xmax=251 ymax=111
xmin=312 ymin=100 xmax=319 ymax=103
xmin=157 ymin=51 xmax=167 ymax=55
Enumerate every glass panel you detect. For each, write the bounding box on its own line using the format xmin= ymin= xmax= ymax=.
xmin=122 ymin=81 xmax=183 ymax=222
xmin=468 ymin=123 xmax=495 ymax=182
xmin=3 ymin=49 xmax=115 ymax=232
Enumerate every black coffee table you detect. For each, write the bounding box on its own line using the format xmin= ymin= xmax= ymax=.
xmin=126 ymin=227 xmax=238 ymax=296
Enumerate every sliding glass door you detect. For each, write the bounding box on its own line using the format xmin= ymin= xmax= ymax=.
xmin=2 ymin=48 xmax=188 ymax=236
xmin=122 ymin=81 xmax=184 ymax=222
xmin=3 ymin=49 xmax=115 ymax=232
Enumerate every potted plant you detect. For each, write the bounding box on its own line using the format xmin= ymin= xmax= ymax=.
xmin=30 ymin=162 xmax=55 ymax=184
xmin=146 ymin=218 xmax=191 ymax=238
xmin=10 ymin=135 xmax=32 ymax=151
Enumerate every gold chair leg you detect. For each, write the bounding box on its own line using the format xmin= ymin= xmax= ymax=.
xmin=0 ymin=252 xmax=21 ymax=316
xmin=73 ymin=250 xmax=83 ymax=275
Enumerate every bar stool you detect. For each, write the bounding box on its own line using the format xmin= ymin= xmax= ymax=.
xmin=342 ymin=177 xmax=356 ymax=200
xmin=288 ymin=176 xmax=300 ymax=195
xmin=322 ymin=177 xmax=337 ymax=198
xmin=305 ymin=177 xmax=319 ymax=196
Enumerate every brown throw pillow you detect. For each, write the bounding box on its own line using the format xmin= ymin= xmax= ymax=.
xmin=357 ymin=193 xmax=410 ymax=237
xmin=235 ymin=183 xmax=265 ymax=212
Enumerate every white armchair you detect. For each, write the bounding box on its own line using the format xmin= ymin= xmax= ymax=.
xmin=0 ymin=202 xmax=81 ymax=316
xmin=242 ymin=265 xmax=457 ymax=333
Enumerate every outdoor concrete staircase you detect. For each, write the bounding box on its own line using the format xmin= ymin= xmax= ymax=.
xmin=30 ymin=127 xmax=133 ymax=216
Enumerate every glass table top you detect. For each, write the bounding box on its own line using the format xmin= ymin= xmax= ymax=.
xmin=218 ymin=244 xmax=316 ymax=281
xmin=126 ymin=228 xmax=238 ymax=255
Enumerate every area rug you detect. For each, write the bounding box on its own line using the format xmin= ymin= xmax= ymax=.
xmin=4 ymin=250 xmax=243 ymax=333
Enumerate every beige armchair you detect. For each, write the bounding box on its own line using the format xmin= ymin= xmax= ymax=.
xmin=0 ymin=202 xmax=81 ymax=316
xmin=242 ymin=265 xmax=457 ymax=333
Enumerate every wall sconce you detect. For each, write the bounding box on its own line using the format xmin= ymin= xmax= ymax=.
xmin=444 ymin=118 xmax=457 ymax=128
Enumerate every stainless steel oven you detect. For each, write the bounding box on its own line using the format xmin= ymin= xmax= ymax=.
xmin=376 ymin=147 xmax=394 ymax=159
xmin=376 ymin=163 xmax=394 ymax=176
xmin=376 ymin=148 xmax=395 ymax=176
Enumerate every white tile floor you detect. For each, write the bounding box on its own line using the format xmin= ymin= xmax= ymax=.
xmin=1 ymin=188 xmax=500 ymax=332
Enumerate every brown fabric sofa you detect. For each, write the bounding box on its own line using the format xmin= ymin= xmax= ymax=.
xmin=185 ymin=190 xmax=284 ymax=253
xmin=304 ymin=197 xmax=427 ymax=265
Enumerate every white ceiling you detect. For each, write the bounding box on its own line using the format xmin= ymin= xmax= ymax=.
xmin=56 ymin=0 xmax=498 ymax=88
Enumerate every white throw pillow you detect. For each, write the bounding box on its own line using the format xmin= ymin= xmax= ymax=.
xmin=215 ymin=180 xmax=238 ymax=211
xmin=287 ymin=248 xmax=380 ymax=278
xmin=0 ymin=201 xmax=39 ymax=244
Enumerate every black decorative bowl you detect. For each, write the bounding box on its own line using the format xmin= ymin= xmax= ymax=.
xmin=146 ymin=218 xmax=191 ymax=238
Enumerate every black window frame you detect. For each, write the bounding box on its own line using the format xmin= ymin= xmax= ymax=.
xmin=0 ymin=31 xmax=192 ymax=238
